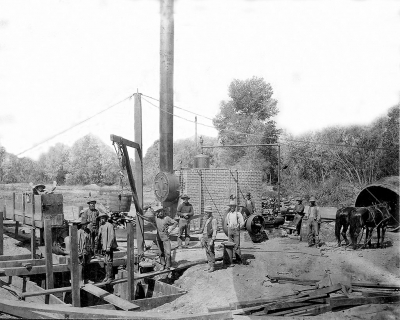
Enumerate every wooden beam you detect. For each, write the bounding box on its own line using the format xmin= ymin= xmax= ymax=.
xmin=289 ymin=303 xmax=331 ymax=316
xmin=330 ymin=294 xmax=400 ymax=309
xmin=0 ymin=299 xmax=233 ymax=320
xmin=31 ymin=193 xmax=36 ymax=259
xmin=227 ymin=293 xmax=299 ymax=310
xmin=127 ymin=222 xmax=135 ymax=300
xmin=0 ymin=258 xmax=45 ymax=268
xmin=69 ymin=223 xmax=80 ymax=307
xmin=308 ymin=283 xmax=342 ymax=297
xmin=0 ymin=253 xmax=33 ymax=261
xmin=0 ymin=211 xmax=3 ymax=256
xmin=3 ymin=264 xmax=69 ymax=276
xmin=352 ymin=282 xmax=400 ymax=290
xmin=82 ymin=283 xmax=140 ymax=311
xmin=264 ymin=302 xmax=313 ymax=314
xmin=44 ymin=219 xmax=54 ymax=291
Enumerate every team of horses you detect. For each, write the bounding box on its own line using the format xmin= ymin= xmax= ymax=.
xmin=335 ymin=202 xmax=392 ymax=249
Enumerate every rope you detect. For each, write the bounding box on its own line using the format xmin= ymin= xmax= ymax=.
xmin=16 ymin=94 xmax=134 ymax=156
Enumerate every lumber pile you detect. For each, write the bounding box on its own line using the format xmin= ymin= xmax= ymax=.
xmin=208 ymin=276 xmax=400 ymax=317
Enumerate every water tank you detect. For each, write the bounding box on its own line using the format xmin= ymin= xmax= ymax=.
xmin=194 ymin=154 xmax=210 ymax=168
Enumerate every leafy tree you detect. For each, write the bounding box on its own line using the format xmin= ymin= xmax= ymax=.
xmin=213 ymin=77 xmax=279 ymax=178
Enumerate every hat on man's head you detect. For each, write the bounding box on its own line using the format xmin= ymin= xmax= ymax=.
xmin=97 ymin=212 xmax=109 ymax=219
xmin=34 ymin=184 xmax=46 ymax=190
xmin=309 ymin=196 xmax=316 ymax=202
xmin=204 ymin=205 xmax=213 ymax=213
xmin=181 ymin=194 xmax=190 ymax=200
xmin=87 ymin=199 xmax=96 ymax=205
xmin=228 ymin=199 xmax=237 ymax=206
xmin=153 ymin=205 xmax=164 ymax=212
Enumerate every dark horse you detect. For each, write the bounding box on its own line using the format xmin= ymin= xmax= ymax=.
xmin=349 ymin=203 xmax=391 ymax=249
xmin=335 ymin=207 xmax=356 ymax=246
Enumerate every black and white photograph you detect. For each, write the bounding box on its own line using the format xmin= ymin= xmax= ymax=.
xmin=0 ymin=0 xmax=399 ymax=319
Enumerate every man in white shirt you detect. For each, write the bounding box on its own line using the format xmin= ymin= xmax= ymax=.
xmin=306 ymin=197 xmax=321 ymax=247
xmin=201 ymin=205 xmax=218 ymax=273
xmin=225 ymin=200 xmax=245 ymax=265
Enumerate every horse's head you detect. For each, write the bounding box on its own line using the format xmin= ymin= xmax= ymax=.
xmin=377 ymin=202 xmax=392 ymax=220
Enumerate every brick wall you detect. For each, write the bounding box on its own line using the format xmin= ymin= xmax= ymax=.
xmin=176 ymin=169 xmax=263 ymax=230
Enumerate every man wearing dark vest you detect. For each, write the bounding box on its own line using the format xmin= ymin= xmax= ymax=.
xmin=201 ymin=205 xmax=217 ymax=273
xmin=96 ymin=212 xmax=117 ymax=284
xmin=245 ymin=192 xmax=256 ymax=214
xmin=176 ymin=194 xmax=194 ymax=248
xmin=294 ymin=197 xmax=305 ymax=236
xmin=80 ymin=200 xmax=99 ymax=254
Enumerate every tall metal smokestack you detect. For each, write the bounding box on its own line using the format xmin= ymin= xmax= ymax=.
xmin=160 ymin=0 xmax=174 ymax=173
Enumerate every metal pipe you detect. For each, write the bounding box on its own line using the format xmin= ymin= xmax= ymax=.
xmin=201 ymin=143 xmax=279 ymax=150
xmin=160 ymin=0 xmax=174 ymax=173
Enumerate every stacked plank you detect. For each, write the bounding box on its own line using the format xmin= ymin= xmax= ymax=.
xmin=208 ymin=277 xmax=400 ymax=317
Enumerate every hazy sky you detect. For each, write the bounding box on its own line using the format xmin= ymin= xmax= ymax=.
xmin=0 ymin=0 xmax=399 ymax=160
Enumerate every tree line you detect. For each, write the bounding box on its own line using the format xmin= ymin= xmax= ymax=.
xmin=0 ymin=77 xmax=398 ymax=207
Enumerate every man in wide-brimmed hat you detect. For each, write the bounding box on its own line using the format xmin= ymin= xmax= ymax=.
xmin=32 ymin=184 xmax=47 ymax=195
xmin=76 ymin=217 xmax=93 ymax=284
xmin=80 ymin=199 xmax=100 ymax=254
xmin=154 ymin=205 xmax=178 ymax=270
xmin=245 ymin=192 xmax=256 ymax=214
xmin=176 ymin=194 xmax=194 ymax=248
xmin=305 ymin=197 xmax=321 ymax=247
xmin=225 ymin=199 xmax=245 ymax=266
xmin=201 ymin=205 xmax=217 ymax=273
xmin=294 ymin=197 xmax=305 ymax=236
xmin=95 ymin=212 xmax=117 ymax=284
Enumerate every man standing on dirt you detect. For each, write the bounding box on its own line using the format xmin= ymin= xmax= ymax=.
xmin=245 ymin=192 xmax=256 ymax=214
xmin=294 ymin=197 xmax=305 ymax=236
xmin=306 ymin=197 xmax=321 ymax=247
xmin=96 ymin=212 xmax=117 ymax=284
xmin=225 ymin=199 xmax=245 ymax=265
xmin=80 ymin=200 xmax=99 ymax=254
xmin=201 ymin=205 xmax=217 ymax=273
xmin=176 ymin=194 xmax=194 ymax=248
xmin=155 ymin=206 xmax=178 ymax=270
xmin=77 ymin=217 xmax=93 ymax=284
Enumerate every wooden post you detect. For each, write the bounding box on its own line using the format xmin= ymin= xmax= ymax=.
xmin=236 ymin=170 xmax=239 ymax=207
xmin=0 ymin=210 xmax=4 ymax=256
xmin=277 ymin=144 xmax=281 ymax=213
xmin=199 ymin=170 xmax=202 ymax=230
xmin=44 ymin=219 xmax=54 ymax=291
xmin=69 ymin=223 xmax=80 ymax=307
xmin=22 ymin=193 xmax=26 ymax=225
xmin=127 ymin=222 xmax=135 ymax=301
xmin=134 ymin=92 xmax=144 ymax=257
xmin=12 ymin=193 xmax=18 ymax=237
xmin=31 ymin=194 xmax=36 ymax=259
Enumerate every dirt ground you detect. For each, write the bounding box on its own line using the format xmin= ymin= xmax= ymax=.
xmin=151 ymin=229 xmax=400 ymax=318
xmin=0 ymin=184 xmax=399 ymax=319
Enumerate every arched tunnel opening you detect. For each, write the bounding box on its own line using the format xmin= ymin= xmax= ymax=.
xmin=355 ymin=184 xmax=399 ymax=227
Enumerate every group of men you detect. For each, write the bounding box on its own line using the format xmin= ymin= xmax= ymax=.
xmin=293 ymin=196 xmax=321 ymax=247
xmin=152 ymin=194 xmax=248 ymax=273
xmin=76 ymin=200 xmax=117 ymax=284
